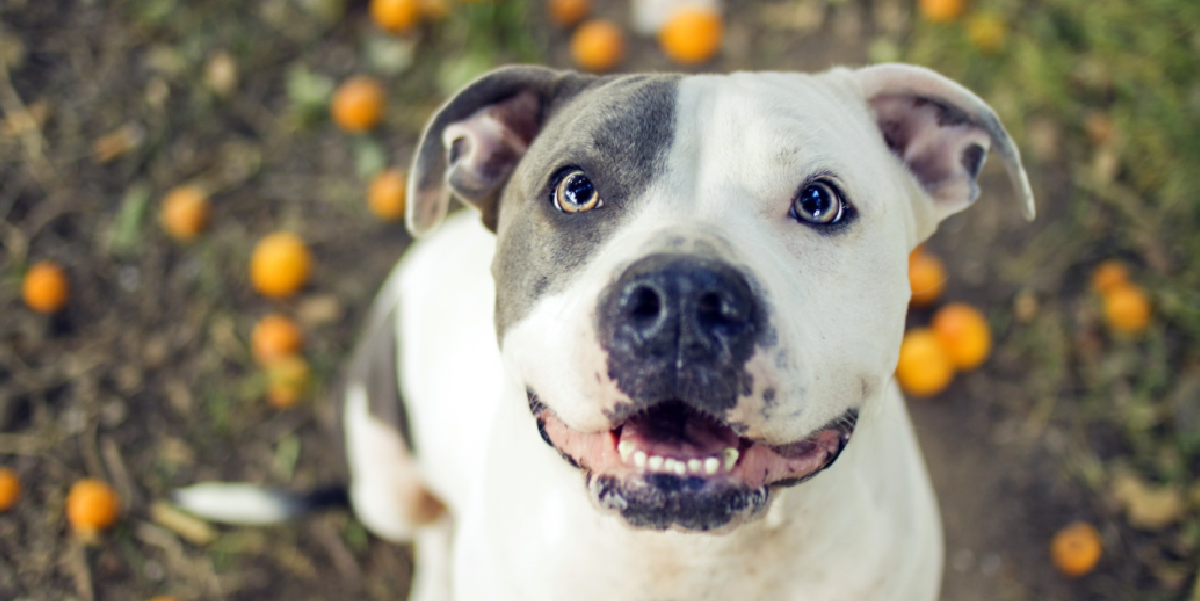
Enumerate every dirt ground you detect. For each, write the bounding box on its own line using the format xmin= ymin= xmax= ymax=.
xmin=1 ymin=0 xmax=1198 ymax=600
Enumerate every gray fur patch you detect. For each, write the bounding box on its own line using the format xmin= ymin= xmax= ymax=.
xmin=335 ymin=303 xmax=412 ymax=454
xmin=492 ymin=75 xmax=681 ymax=340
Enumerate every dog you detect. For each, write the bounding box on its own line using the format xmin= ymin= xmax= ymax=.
xmin=177 ymin=63 xmax=1035 ymax=600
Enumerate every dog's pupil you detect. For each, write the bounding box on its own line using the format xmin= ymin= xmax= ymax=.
xmin=565 ymin=174 xmax=594 ymax=207
xmin=799 ymin=184 xmax=832 ymax=220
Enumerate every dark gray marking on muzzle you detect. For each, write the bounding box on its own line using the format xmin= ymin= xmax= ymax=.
xmin=589 ymin=473 xmax=768 ymax=532
xmin=597 ymin=254 xmax=765 ymax=416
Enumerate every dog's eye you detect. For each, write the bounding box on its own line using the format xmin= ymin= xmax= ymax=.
xmin=554 ymin=170 xmax=603 ymax=213
xmin=789 ymin=180 xmax=845 ymax=225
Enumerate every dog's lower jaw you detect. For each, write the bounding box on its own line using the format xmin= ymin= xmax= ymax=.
xmin=588 ymin=472 xmax=770 ymax=533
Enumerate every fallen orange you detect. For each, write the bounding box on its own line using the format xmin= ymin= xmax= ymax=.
xmin=896 ymin=329 xmax=954 ymax=397
xmin=659 ymin=7 xmax=723 ymax=65
xmin=22 ymin=261 xmax=69 ymax=314
xmin=250 ymin=232 xmax=312 ymax=299
xmin=931 ymin=303 xmax=992 ymax=371
xmin=252 ymin=314 xmax=304 ymax=365
xmin=908 ymin=249 xmax=946 ymax=307
xmin=570 ymin=19 xmax=625 ymax=73
xmin=332 ymin=76 xmax=386 ymax=133
xmin=160 ymin=185 xmax=210 ymax=242
xmin=0 ymin=468 xmax=19 ymax=512
xmin=1051 ymin=521 xmax=1102 ymax=577
xmin=368 ymin=169 xmax=407 ymax=222
xmin=66 ymin=479 xmax=121 ymax=535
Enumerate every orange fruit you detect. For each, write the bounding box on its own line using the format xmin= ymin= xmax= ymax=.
xmin=570 ymin=19 xmax=625 ymax=73
xmin=658 ymin=7 xmax=723 ymax=65
xmin=250 ymin=232 xmax=312 ymax=299
xmin=966 ymin=13 xmax=1006 ymax=53
xmin=368 ymin=169 xmax=407 ymax=221
xmin=252 ymin=314 xmax=304 ymax=365
xmin=0 ymin=468 xmax=19 ymax=511
xmin=159 ymin=185 xmax=210 ymax=242
xmin=1089 ymin=260 xmax=1129 ymax=296
xmin=371 ymin=0 xmax=421 ymax=33
xmin=1051 ymin=521 xmax=1102 ymax=577
xmin=548 ymin=0 xmax=589 ymax=27
xmin=266 ymin=355 xmax=311 ymax=409
xmin=66 ymin=479 xmax=121 ymax=535
xmin=332 ymin=76 xmax=386 ymax=133
xmin=896 ymin=329 xmax=954 ymax=397
xmin=931 ymin=303 xmax=992 ymax=371
xmin=22 ymin=260 xmax=69 ymax=314
xmin=1102 ymin=283 xmax=1151 ymax=334
xmin=908 ymin=249 xmax=946 ymax=307
xmin=918 ymin=0 xmax=965 ymax=23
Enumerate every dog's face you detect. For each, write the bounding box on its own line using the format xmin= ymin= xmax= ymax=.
xmin=408 ymin=65 xmax=1033 ymax=533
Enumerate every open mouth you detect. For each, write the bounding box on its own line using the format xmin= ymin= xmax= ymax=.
xmin=531 ymin=393 xmax=857 ymax=531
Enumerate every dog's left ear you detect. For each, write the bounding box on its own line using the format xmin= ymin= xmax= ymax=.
xmin=853 ymin=63 xmax=1035 ymax=223
xmin=406 ymin=66 xmax=593 ymax=236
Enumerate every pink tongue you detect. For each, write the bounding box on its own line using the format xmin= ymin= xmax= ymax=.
xmin=618 ymin=402 xmax=740 ymax=459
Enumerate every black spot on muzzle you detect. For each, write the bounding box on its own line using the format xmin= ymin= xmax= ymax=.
xmin=598 ymin=254 xmax=763 ymax=415
xmin=589 ymin=473 xmax=768 ymax=532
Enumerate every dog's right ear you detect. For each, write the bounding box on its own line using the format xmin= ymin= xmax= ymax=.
xmin=406 ymin=66 xmax=590 ymax=236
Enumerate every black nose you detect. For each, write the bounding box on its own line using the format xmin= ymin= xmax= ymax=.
xmin=599 ymin=254 xmax=761 ymax=414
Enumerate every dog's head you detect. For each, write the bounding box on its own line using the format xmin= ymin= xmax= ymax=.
xmin=407 ymin=65 xmax=1033 ymax=532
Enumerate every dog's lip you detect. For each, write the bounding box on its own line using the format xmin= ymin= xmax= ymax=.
xmin=533 ymin=400 xmax=856 ymax=489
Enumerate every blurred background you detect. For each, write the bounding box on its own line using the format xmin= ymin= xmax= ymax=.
xmin=1 ymin=0 xmax=1198 ymax=599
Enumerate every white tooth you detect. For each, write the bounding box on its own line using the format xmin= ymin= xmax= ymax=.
xmin=634 ymin=451 xmax=647 ymax=469
xmin=662 ymin=458 xmax=678 ymax=472
xmin=722 ymin=447 xmax=739 ymax=471
xmin=618 ymin=441 xmax=635 ymax=463
xmin=687 ymin=459 xmax=702 ymax=473
xmin=704 ymin=457 xmax=720 ymax=474
xmin=672 ymin=460 xmax=687 ymax=476
xmin=648 ymin=455 xmax=664 ymax=471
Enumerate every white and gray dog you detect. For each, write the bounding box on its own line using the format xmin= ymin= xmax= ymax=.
xmin=178 ymin=63 xmax=1035 ymax=600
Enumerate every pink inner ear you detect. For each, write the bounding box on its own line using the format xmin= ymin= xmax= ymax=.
xmin=871 ymin=95 xmax=992 ymax=208
xmin=442 ymin=91 xmax=541 ymax=204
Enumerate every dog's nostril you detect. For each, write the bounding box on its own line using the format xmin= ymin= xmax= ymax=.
xmin=628 ymin=285 xmax=662 ymax=323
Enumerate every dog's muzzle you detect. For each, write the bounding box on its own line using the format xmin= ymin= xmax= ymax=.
xmin=527 ymin=253 xmax=856 ymax=531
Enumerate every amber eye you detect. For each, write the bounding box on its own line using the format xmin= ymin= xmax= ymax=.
xmin=554 ymin=170 xmax=603 ymax=213
xmin=789 ymin=180 xmax=845 ymax=225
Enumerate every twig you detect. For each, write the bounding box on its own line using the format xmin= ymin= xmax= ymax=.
xmin=101 ymin=436 xmax=137 ymax=510
xmin=66 ymin=537 xmax=94 ymax=601
xmin=312 ymin=517 xmax=361 ymax=581
xmin=80 ymin=422 xmax=106 ymax=483
xmin=0 ymin=59 xmax=56 ymax=188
